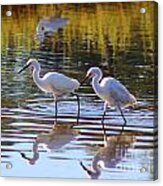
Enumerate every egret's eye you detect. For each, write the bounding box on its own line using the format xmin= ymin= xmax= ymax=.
xmin=41 ymin=26 xmax=45 ymax=31
xmin=87 ymin=72 xmax=93 ymax=79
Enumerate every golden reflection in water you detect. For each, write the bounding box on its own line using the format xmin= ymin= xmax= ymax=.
xmin=2 ymin=2 xmax=157 ymax=57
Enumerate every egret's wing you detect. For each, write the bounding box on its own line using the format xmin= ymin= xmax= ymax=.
xmin=111 ymin=80 xmax=136 ymax=106
xmin=37 ymin=17 xmax=69 ymax=32
xmin=102 ymin=78 xmax=136 ymax=106
xmin=44 ymin=72 xmax=80 ymax=93
xmin=48 ymin=18 xmax=70 ymax=30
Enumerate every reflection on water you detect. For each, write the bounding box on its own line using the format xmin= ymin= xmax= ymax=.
xmin=1 ymin=2 xmax=157 ymax=180
xmin=20 ymin=124 xmax=77 ymax=165
xmin=36 ymin=17 xmax=70 ymax=42
xmin=80 ymin=133 xmax=136 ymax=179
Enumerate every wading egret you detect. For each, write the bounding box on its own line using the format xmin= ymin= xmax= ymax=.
xmin=18 ymin=59 xmax=80 ymax=124
xmin=36 ymin=17 xmax=69 ymax=42
xmin=81 ymin=67 xmax=137 ymax=131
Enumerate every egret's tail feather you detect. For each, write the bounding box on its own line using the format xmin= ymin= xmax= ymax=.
xmin=129 ymin=94 xmax=137 ymax=107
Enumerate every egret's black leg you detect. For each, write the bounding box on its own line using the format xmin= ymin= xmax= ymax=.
xmin=76 ymin=94 xmax=80 ymax=125
xmin=117 ymin=105 xmax=127 ymax=133
xmin=101 ymin=110 xmax=107 ymax=143
xmin=71 ymin=93 xmax=80 ymax=125
xmin=55 ymin=100 xmax=58 ymax=123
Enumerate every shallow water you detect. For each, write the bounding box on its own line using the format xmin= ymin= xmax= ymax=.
xmin=1 ymin=2 xmax=157 ymax=180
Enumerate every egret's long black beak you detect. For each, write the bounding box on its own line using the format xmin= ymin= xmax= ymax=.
xmin=80 ymin=75 xmax=89 ymax=86
xmin=18 ymin=63 xmax=30 ymax=74
xmin=79 ymin=161 xmax=94 ymax=177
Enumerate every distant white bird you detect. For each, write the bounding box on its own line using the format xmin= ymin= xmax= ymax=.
xmin=36 ymin=17 xmax=69 ymax=42
xmin=81 ymin=67 xmax=137 ymax=131
xmin=18 ymin=59 xmax=80 ymax=124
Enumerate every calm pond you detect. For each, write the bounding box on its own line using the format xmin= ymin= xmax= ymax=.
xmin=1 ymin=2 xmax=157 ymax=180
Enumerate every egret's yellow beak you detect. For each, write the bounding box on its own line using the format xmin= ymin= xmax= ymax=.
xmin=18 ymin=63 xmax=30 ymax=74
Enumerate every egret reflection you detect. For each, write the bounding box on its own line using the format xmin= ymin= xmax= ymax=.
xmin=80 ymin=133 xmax=136 ymax=179
xmin=20 ymin=124 xmax=78 ymax=165
xmin=36 ymin=17 xmax=69 ymax=42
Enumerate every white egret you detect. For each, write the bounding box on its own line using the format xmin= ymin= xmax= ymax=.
xmin=18 ymin=58 xmax=80 ymax=124
xmin=36 ymin=17 xmax=69 ymax=42
xmin=81 ymin=67 xmax=137 ymax=132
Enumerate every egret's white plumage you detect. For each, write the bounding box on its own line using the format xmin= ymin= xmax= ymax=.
xmin=40 ymin=72 xmax=80 ymax=96
xmin=86 ymin=67 xmax=137 ymax=109
xmin=18 ymin=59 xmax=80 ymax=123
xmin=23 ymin=59 xmax=80 ymax=96
xmin=84 ymin=67 xmax=137 ymax=131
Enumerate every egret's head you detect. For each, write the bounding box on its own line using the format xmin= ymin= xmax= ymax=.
xmin=20 ymin=151 xmax=39 ymax=165
xmin=26 ymin=59 xmax=39 ymax=68
xmin=86 ymin=67 xmax=102 ymax=79
xmin=80 ymin=160 xmax=102 ymax=179
xmin=97 ymin=160 xmax=105 ymax=170
xmin=81 ymin=67 xmax=102 ymax=85
xmin=18 ymin=58 xmax=40 ymax=74
xmin=36 ymin=19 xmax=49 ymax=42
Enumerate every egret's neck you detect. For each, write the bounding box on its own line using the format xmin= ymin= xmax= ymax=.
xmin=92 ymin=74 xmax=103 ymax=94
xmin=92 ymin=158 xmax=101 ymax=175
xmin=21 ymin=142 xmax=39 ymax=165
xmin=84 ymin=160 xmax=100 ymax=179
xmin=32 ymin=65 xmax=44 ymax=90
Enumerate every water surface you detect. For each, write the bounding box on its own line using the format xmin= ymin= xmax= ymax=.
xmin=1 ymin=2 xmax=157 ymax=180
